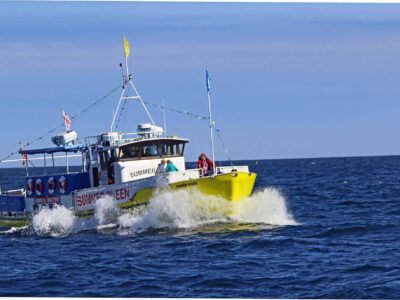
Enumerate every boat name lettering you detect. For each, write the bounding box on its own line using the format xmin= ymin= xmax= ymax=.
xmin=175 ymin=182 xmax=198 ymax=189
xmin=34 ymin=196 xmax=61 ymax=205
xmin=130 ymin=168 xmax=156 ymax=178
xmin=76 ymin=187 xmax=130 ymax=207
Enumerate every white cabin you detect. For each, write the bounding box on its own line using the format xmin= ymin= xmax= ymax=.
xmin=87 ymin=127 xmax=189 ymax=188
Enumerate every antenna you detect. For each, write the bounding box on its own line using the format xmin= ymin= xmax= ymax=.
xmin=111 ymin=109 xmax=115 ymax=132
xmin=119 ymin=62 xmax=125 ymax=87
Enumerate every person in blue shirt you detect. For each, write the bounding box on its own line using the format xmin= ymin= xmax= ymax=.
xmin=165 ymin=160 xmax=179 ymax=172
xmin=145 ymin=145 xmax=159 ymax=156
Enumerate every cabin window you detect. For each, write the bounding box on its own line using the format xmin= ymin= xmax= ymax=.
xmin=120 ymin=145 xmax=141 ymax=159
xmin=92 ymin=167 xmax=99 ymax=187
xmin=159 ymin=142 xmax=185 ymax=157
xmin=118 ymin=141 xmax=186 ymax=161
xmin=169 ymin=145 xmax=174 ymax=155
xmin=143 ymin=145 xmax=160 ymax=157
xmin=90 ymin=147 xmax=98 ymax=163
xmin=160 ymin=144 xmax=168 ymax=156
xmin=110 ymin=149 xmax=117 ymax=162
xmin=176 ymin=144 xmax=182 ymax=155
xmin=99 ymin=151 xmax=109 ymax=171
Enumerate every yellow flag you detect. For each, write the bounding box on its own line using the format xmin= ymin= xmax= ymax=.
xmin=123 ymin=36 xmax=130 ymax=59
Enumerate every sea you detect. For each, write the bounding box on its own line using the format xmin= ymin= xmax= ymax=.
xmin=0 ymin=156 xmax=399 ymax=298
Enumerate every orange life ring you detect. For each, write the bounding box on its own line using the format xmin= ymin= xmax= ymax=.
xmin=48 ymin=177 xmax=56 ymax=195
xmin=35 ymin=178 xmax=44 ymax=196
xmin=59 ymin=176 xmax=68 ymax=194
xmin=26 ymin=178 xmax=34 ymax=196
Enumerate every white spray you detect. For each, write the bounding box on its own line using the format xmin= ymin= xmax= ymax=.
xmin=94 ymin=195 xmax=120 ymax=226
xmin=29 ymin=187 xmax=296 ymax=236
xmin=119 ymin=187 xmax=297 ymax=233
xmin=32 ymin=205 xmax=77 ymax=236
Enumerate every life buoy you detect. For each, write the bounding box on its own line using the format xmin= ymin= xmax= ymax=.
xmin=26 ymin=178 xmax=34 ymax=196
xmin=35 ymin=178 xmax=44 ymax=196
xmin=48 ymin=177 xmax=56 ymax=195
xmin=59 ymin=176 xmax=68 ymax=194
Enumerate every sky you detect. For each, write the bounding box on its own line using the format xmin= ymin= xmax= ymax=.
xmin=1 ymin=2 xmax=400 ymax=167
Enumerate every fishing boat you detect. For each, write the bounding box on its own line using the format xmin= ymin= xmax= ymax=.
xmin=0 ymin=37 xmax=257 ymax=227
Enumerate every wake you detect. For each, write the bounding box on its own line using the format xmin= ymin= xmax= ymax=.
xmin=5 ymin=187 xmax=297 ymax=237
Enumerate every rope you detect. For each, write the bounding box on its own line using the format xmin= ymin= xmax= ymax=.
xmin=1 ymin=84 xmax=233 ymax=164
xmin=0 ymin=84 xmax=121 ymax=164
xmin=215 ymin=128 xmax=233 ymax=166
xmin=115 ymin=99 xmax=128 ymax=131
xmin=141 ymin=99 xmax=233 ymax=164
xmin=142 ymin=100 xmax=209 ymax=121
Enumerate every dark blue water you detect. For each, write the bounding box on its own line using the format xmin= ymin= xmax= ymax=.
xmin=1 ymin=156 xmax=400 ymax=298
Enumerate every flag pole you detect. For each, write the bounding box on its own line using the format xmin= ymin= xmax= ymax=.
xmin=20 ymin=142 xmax=29 ymax=176
xmin=206 ymin=69 xmax=216 ymax=176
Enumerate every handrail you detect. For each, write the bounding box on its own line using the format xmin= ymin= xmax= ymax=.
xmin=0 ymin=154 xmax=82 ymax=164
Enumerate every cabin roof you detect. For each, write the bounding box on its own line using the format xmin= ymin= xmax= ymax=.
xmin=19 ymin=144 xmax=88 ymax=155
xmin=100 ymin=137 xmax=189 ymax=149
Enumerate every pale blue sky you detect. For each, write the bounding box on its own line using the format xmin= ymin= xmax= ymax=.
xmin=1 ymin=2 xmax=400 ymax=166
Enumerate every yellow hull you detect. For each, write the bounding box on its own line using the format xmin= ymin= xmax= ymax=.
xmin=126 ymin=172 xmax=257 ymax=207
xmin=77 ymin=172 xmax=257 ymax=216
xmin=170 ymin=172 xmax=257 ymax=201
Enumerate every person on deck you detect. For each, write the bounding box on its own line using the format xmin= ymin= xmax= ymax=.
xmin=165 ymin=160 xmax=179 ymax=172
xmin=156 ymin=159 xmax=167 ymax=174
xmin=197 ymin=153 xmax=214 ymax=176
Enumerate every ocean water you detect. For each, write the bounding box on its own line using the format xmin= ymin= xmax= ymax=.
xmin=0 ymin=156 xmax=400 ymax=298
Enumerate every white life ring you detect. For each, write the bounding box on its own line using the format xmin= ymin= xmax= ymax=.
xmin=26 ymin=178 xmax=34 ymax=196
xmin=59 ymin=176 xmax=68 ymax=194
xmin=35 ymin=178 xmax=44 ymax=196
xmin=48 ymin=177 xmax=56 ymax=195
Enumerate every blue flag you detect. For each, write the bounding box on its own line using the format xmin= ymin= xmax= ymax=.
xmin=206 ymin=69 xmax=211 ymax=92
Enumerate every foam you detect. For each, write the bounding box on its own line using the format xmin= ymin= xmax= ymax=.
xmin=28 ymin=187 xmax=296 ymax=236
xmin=119 ymin=187 xmax=297 ymax=233
xmin=32 ymin=205 xmax=77 ymax=236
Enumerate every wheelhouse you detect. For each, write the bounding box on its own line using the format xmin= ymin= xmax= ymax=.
xmin=88 ymin=137 xmax=189 ymax=187
xmin=118 ymin=138 xmax=188 ymax=161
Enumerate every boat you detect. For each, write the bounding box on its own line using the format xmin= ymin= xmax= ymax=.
xmin=0 ymin=37 xmax=257 ymax=227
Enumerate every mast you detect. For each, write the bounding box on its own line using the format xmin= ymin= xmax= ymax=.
xmin=110 ymin=35 xmax=155 ymax=132
xmin=206 ymin=69 xmax=216 ymax=176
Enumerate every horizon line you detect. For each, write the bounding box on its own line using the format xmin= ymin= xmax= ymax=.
xmin=1 ymin=153 xmax=398 ymax=169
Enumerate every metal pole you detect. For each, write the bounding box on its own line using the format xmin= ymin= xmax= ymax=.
xmin=20 ymin=142 xmax=29 ymax=176
xmin=163 ymin=99 xmax=167 ymax=137
xmin=111 ymin=87 xmax=126 ymax=132
xmin=66 ymin=152 xmax=69 ymax=174
xmin=44 ymin=153 xmax=47 ymax=175
xmin=125 ymin=54 xmax=129 ymax=81
xmin=52 ymin=153 xmax=55 ymax=167
xmin=207 ymin=91 xmax=216 ymax=176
